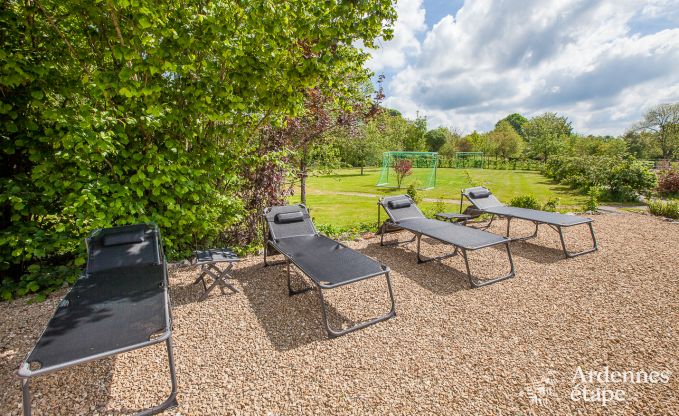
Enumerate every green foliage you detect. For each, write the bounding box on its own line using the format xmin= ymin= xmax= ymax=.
xmin=623 ymin=130 xmax=661 ymax=160
xmin=0 ymin=0 xmax=396 ymax=299
xmin=488 ymin=121 xmax=525 ymax=159
xmin=496 ymin=113 xmax=528 ymax=138
xmin=406 ymin=182 xmax=422 ymax=204
xmin=648 ymin=199 xmax=679 ymax=219
xmin=403 ymin=114 xmax=427 ymax=151
xmin=315 ymin=221 xmax=376 ymax=241
xmin=524 ymin=112 xmax=572 ymax=161
xmin=508 ymin=194 xmax=561 ymax=212
xmin=542 ymin=197 xmax=560 ymax=212
xmin=635 ymin=103 xmax=679 ymax=160
xmin=543 ymin=155 xmax=657 ymax=202
xmin=424 ymin=127 xmax=448 ymax=152
xmin=582 ymin=187 xmax=601 ymax=212
xmin=508 ymin=195 xmax=541 ymax=210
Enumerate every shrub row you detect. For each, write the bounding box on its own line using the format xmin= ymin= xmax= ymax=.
xmin=437 ymin=158 xmax=543 ymax=170
xmin=542 ymin=156 xmax=657 ymax=202
xmin=648 ymin=199 xmax=679 ymax=219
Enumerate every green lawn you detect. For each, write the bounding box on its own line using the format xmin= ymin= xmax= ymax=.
xmin=289 ymin=167 xmax=588 ymax=227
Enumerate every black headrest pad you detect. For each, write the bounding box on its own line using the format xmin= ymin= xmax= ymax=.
xmin=274 ymin=211 xmax=305 ymax=224
xmin=388 ymin=199 xmax=412 ymax=209
xmin=102 ymin=229 xmax=145 ymax=246
xmin=469 ymin=189 xmax=492 ymax=199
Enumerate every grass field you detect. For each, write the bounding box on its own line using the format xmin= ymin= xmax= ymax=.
xmin=291 ymin=167 xmax=589 ymax=227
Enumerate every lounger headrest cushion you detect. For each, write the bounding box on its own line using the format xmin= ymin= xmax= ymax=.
xmin=469 ymin=189 xmax=492 ymax=199
xmin=102 ymin=229 xmax=145 ymax=246
xmin=388 ymin=199 xmax=412 ymax=209
xmin=274 ymin=211 xmax=305 ymax=224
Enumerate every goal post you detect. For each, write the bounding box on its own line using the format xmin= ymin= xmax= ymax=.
xmin=376 ymin=151 xmax=439 ymax=190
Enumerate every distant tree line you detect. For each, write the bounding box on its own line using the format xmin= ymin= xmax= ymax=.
xmin=328 ymin=103 xmax=679 ymax=173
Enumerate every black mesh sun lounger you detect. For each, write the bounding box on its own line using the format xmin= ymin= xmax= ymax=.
xmin=378 ymin=195 xmax=515 ymax=288
xmin=263 ymin=205 xmax=396 ymax=338
xmin=461 ymin=186 xmax=598 ymax=258
xmin=17 ymin=224 xmax=178 ymax=416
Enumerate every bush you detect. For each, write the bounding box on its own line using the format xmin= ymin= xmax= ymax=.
xmin=509 ymin=195 xmax=541 ymax=210
xmin=582 ymin=187 xmax=601 ymax=212
xmin=543 ymin=155 xmax=656 ymax=202
xmin=648 ymin=199 xmax=679 ymax=219
xmin=315 ymin=221 xmax=375 ymax=240
xmin=542 ymin=197 xmax=560 ymax=212
xmin=406 ymin=183 xmax=422 ymax=203
xmin=658 ymin=169 xmax=679 ymax=195
xmin=0 ymin=1 xmax=395 ymax=299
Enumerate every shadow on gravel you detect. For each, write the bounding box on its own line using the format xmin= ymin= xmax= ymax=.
xmin=237 ymin=260 xmax=357 ymax=352
xmin=168 ymin=267 xmax=240 ymax=307
xmin=361 ymin=240 xmax=470 ymax=294
xmin=508 ymin=240 xmax=567 ymax=264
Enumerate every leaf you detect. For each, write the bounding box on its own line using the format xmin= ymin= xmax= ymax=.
xmin=139 ymin=17 xmax=152 ymax=29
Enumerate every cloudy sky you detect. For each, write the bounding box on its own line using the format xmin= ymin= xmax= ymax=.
xmin=366 ymin=0 xmax=679 ymax=135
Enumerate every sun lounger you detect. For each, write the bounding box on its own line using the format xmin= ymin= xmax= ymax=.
xmin=263 ymin=205 xmax=396 ymax=338
xmin=378 ymin=195 xmax=515 ymax=288
xmin=17 ymin=224 xmax=178 ymax=416
xmin=461 ymin=186 xmax=598 ymax=257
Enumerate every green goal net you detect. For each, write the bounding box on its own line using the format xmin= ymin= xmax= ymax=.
xmin=376 ymin=151 xmax=439 ymax=190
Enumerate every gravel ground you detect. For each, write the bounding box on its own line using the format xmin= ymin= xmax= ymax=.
xmin=1 ymin=212 xmax=678 ymax=415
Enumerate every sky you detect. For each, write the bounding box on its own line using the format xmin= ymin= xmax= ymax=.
xmin=366 ymin=0 xmax=679 ymax=136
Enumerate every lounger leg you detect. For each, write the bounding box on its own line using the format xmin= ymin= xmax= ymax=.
xmin=461 ymin=244 xmax=515 ymax=288
xmin=379 ymin=224 xmax=416 ymax=247
xmin=505 ymin=218 xmax=539 ymax=241
xmin=19 ymin=339 xmax=178 ymax=416
xmin=21 ymin=378 xmax=31 ymax=416
xmin=263 ymin=242 xmax=287 ymax=267
xmin=416 ymin=234 xmax=459 ymax=264
xmin=136 ymin=337 xmax=179 ymax=416
xmin=557 ymin=223 xmax=599 ymax=258
xmin=317 ymin=271 xmax=397 ymax=338
xmin=286 ymin=259 xmax=313 ymax=296
xmin=197 ymin=263 xmax=238 ymax=301
xmin=478 ymin=214 xmax=495 ymax=230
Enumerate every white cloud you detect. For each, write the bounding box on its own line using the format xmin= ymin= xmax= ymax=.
xmin=366 ymin=0 xmax=427 ymax=72
xmin=375 ymin=0 xmax=679 ymax=135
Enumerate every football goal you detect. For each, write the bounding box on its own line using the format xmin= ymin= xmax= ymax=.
xmin=376 ymin=151 xmax=439 ymax=190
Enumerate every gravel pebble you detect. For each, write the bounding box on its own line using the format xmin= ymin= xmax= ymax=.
xmin=1 ymin=213 xmax=677 ymax=415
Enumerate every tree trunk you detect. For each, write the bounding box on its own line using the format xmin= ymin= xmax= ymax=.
xmin=300 ymin=148 xmax=308 ymax=205
xmin=360 ymin=165 xmax=364 ymax=175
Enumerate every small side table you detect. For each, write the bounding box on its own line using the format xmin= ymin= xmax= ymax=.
xmin=434 ymin=212 xmax=472 ymax=224
xmin=193 ymin=248 xmax=240 ymax=300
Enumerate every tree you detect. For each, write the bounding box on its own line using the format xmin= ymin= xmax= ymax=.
xmin=635 ymin=103 xmax=679 ymax=160
xmin=270 ymin=81 xmax=382 ymax=205
xmin=524 ymin=113 xmax=573 ymax=161
xmin=489 ymin=121 xmax=525 ymax=159
xmin=496 ymin=113 xmax=528 ymax=138
xmin=424 ymin=127 xmax=449 ymax=152
xmin=0 ymin=0 xmax=396 ymax=298
xmin=393 ymin=159 xmax=413 ymax=188
xmin=403 ymin=114 xmax=427 ymax=151
xmin=623 ymin=130 xmax=660 ymax=160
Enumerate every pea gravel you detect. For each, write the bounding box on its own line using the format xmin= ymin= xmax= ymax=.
xmin=1 ymin=212 xmax=678 ymax=415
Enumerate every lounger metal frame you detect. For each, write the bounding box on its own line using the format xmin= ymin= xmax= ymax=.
xmin=460 ymin=189 xmax=598 ymax=258
xmin=263 ymin=206 xmax=396 ymax=338
xmin=17 ymin=225 xmax=178 ymax=416
xmin=378 ymin=197 xmax=515 ymax=288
